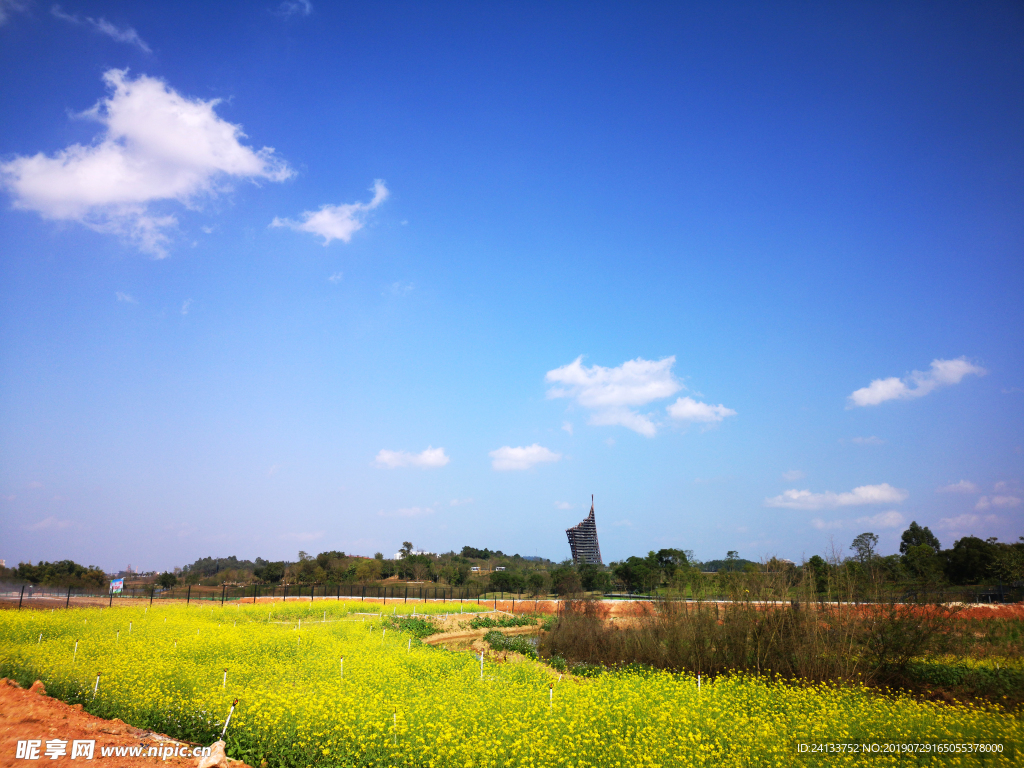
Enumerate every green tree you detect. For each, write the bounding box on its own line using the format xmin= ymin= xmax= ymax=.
xmin=156 ymin=572 xmax=177 ymax=589
xmin=902 ymin=544 xmax=941 ymax=580
xmin=899 ymin=522 xmax=941 ymax=554
xmin=526 ymin=572 xmax=546 ymax=596
xmin=850 ymin=532 xmax=879 ymax=564
xmin=943 ymin=536 xmax=997 ymax=585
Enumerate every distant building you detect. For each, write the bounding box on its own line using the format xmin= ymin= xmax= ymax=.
xmin=566 ymin=497 xmax=603 ymax=565
xmin=393 ymin=549 xmax=434 ymax=560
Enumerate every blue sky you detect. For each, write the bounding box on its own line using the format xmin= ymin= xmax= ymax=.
xmin=1 ymin=1 xmax=1021 ymax=572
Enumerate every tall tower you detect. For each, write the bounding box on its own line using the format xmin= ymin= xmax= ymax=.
xmin=565 ymin=496 xmax=603 ymax=565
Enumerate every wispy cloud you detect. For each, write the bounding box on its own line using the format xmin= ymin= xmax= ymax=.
xmin=327 ymin=272 xmax=344 ymax=283
xmin=938 ymin=514 xmax=997 ymax=532
xmin=180 ymin=298 xmax=192 ymax=315
xmin=850 ymin=436 xmax=885 ymax=446
xmin=51 ymin=5 xmax=152 ymax=53
xmin=281 ymin=531 xmax=324 ymax=542
xmin=449 ymin=498 xmax=474 ymax=507
xmin=116 ymin=291 xmax=137 ymax=303
xmin=277 ymin=0 xmax=312 ymax=17
xmin=272 ymin=180 xmax=387 ymax=245
xmin=22 ymin=516 xmax=73 ymax=531
xmin=975 ymin=495 xmax=1021 ymax=511
xmin=378 ymin=506 xmax=435 ymax=518
xmin=937 ymin=480 xmax=978 ymax=494
xmin=561 ymin=421 xmax=573 ymax=436
xmin=856 ymin=511 xmax=905 ymax=529
xmin=489 ymin=444 xmax=561 ymax=471
xmin=555 ymin=501 xmax=574 ymax=510
xmin=386 ymin=281 xmax=414 ymax=296
xmin=666 ymin=396 xmax=737 ymax=424
xmin=811 ymin=518 xmax=843 ymax=530
xmin=782 ymin=470 xmax=805 ymax=481
xmin=848 ymin=357 xmax=986 ymax=408
xmin=0 ymin=1 xmax=26 ymax=26
xmin=0 ymin=70 xmax=292 ymax=256
xmin=374 ymin=446 xmax=450 ymax=469
xmin=765 ymin=483 xmax=907 ymax=510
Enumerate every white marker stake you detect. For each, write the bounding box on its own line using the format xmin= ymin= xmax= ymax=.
xmin=220 ymin=699 xmax=238 ymax=740
xmin=339 ymin=657 xmax=344 ymax=680
xmin=129 ymin=621 xmax=132 ymax=633
xmin=698 ymin=674 xmax=701 ymax=693
xmin=92 ymin=673 xmax=100 ymax=699
xmin=298 ymin=619 xmax=301 ymax=630
xmin=382 ymin=628 xmax=386 ymax=643
xmin=38 ymin=633 xmax=42 ymax=644
xmin=393 ymin=707 xmax=397 ymax=745
xmin=549 ymin=683 xmax=553 ymax=707
xmin=223 ymin=669 xmax=227 ymax=690
xmin=116 ymin=630 xmax=119 ymax=642
xmin=323 ymin=611 xmax=326 ymax=623
xmin=407 ymin=638 xmax=411 ymax=653
xmin=480 ymin=653 xmax=484 ymax=680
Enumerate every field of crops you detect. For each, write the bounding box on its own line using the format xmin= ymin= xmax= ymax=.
xmin=1 ymin=602 xmax=1020 ymax=767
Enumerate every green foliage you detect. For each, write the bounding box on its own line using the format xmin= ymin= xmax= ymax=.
xmin=384 ymin=615 xmax=439 ymax=639
xmin=489 ymin=570 xmax=526 ymax=592
xmin=468 ymin=615 xmax=536 ymax=629
xmin=253 ymin=561 xmax=285 ymax=584
xmin=8 ymin=560 xmax=106 ymax=588
xmin=461 ymin=545 xmax=504 ymax=559
xmin=900 ymin=521 xmax=941 ymax=554
xmin=482 ymin=630 xmax=537 ymax=658
xmin=527 ymin=572 xmax=546 ymax=596
xmin=156 ymin=572 xmax=177 ymax=589
xmin=944 ymin=536 xmax=998 ymax=585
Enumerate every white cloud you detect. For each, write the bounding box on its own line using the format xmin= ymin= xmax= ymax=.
xmin=975 ymin=495 xmax=1021 ymax=511
xmin=811 ymin=518 xmax=843 ymax=531
xmin=555 ymin=501 xmax=574 ymax=510
xmin=666 ymin=396 xmax=737 ymax=424
xmin=937 ymin=480 xmax=978 ymax=494
xmin=374 ymin=446 xmax=450 ymax=469
xmin=856 ymin=511 xmax=906 ymax=529
xmin=22 ymin=516 xmax=73 ymax=531
xmin=180 ymin=298 xmax=192 ymax=315
xmin=782 ymin=470 xmax=805 ymax=481
xmin=848 ymin=357 xmax=987 ymax=408
xmin=545 ymin=356 xmax=684 ymax=437
xmin=938 ymin=514 xmax=998 ymax=531
xmin=765 ymin=483 xmax=908 ymax=510
xmin=116 ymin=291 xmax=137 ymax=303
xmin=278 ymin=0 xmax=312 ymax=17
xmin=378 ymin=506 xmax=435 ymax=518
xmin=327 ymin=272 xmax=344 ymax=283
xmin=51 ymin=5 xmax=152 ymax=52
xmin=449 ymin=498 xmax=474 ymax=506
xmin=272 ymin=180 xmax=388 ymax=245
xmin=612 ymin=519 xmax=633 ymax=527
xmin=489 ymin=444 xmax=561 ymax=471
xmin=0 ymin=70 xmax=292 ymax=256
xmin=561 ymin=421 xmax=573 ymax=436
xmin=850 ymin=436 xmax=885 ymax=445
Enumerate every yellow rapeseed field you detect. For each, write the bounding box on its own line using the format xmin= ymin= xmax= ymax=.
xmin=1 ymin=601 xmax=1019 ymax=767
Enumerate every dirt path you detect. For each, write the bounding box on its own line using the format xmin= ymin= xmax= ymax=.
xmin=0 ymin=679 xmax=250 ymax=768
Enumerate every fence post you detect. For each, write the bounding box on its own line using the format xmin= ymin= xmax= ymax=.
xmin=361 ymin=585 xmax=364 ymax=602
xmin=221 ymin=585 xmax=226 ymax=606
xmin=311 ymin=585 xmax=314 ymax=603
xmin=186 ymin=585 xmax=191 ymax=605
xmin=109 ymin=587 xmax=113 ymax=608
xmin=18 ymin=585 xmax=25 ymax=610
xmin=150 ymin=588 xmax=154 ymax=606
xmin=66 ymin=586 xmax=72 ymax=609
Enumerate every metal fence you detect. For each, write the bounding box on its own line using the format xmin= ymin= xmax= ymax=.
xmin=0 ymin=581 xmax=538 ymax=609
